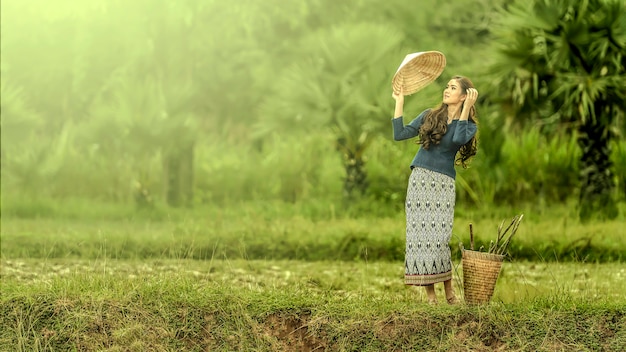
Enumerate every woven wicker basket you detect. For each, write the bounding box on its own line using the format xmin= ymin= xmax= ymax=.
xmin=461 ymin=250 xmax=504 ymax=305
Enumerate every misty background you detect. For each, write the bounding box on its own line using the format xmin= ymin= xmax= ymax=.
xmin=1 ymin=0 xmax=625 ymax=220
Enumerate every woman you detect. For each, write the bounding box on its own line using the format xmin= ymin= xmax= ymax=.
xmin=391 ymin=76 xmax=478 ymax=305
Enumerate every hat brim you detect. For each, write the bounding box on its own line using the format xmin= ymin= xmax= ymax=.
xmin=392 ymin=51 xmax=446 ymax=96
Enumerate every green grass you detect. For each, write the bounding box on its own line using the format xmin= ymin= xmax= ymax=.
xmin=1 ymin=202 xmax=624 ymax=350
xmin=3 ymin=259 xmax=625 ymax=304
xmin=2 ymin=259 xmax=625 ymax=351
xmin=1 ymin=201 xmax=624 ymax=262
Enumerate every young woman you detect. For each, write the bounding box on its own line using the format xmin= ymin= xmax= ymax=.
xmin=391 ymin=76 xmax=478 ymax=305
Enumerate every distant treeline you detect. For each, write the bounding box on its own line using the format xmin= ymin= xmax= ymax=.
xmin=1 ymin=0 xmax=624 ymax=215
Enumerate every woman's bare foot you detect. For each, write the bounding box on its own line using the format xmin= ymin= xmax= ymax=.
xmin=446 ymin=295 xmax=459 ymax=305
xmin=425 ymin=284 xmax=437 ymax=305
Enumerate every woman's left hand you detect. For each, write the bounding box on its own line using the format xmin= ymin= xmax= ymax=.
xmin=463 ymin=88 xmax=478 ymax=109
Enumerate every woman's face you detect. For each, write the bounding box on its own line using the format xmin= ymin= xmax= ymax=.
xmin=442 ymin=79 xmax=466 ymax=106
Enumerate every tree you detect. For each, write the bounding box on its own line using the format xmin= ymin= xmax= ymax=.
xmin=490 ymin=0 xmax=626 ymax=220
xmin=258 ymin=23 xmax=405 ymax=200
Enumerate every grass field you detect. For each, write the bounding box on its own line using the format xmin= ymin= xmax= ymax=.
xmin=1 ymin=203 xmax=625 ymax=351
xmin=1 ymin=201 xmax=625 ymax=262
xmin=3 ymin=258 xmax=626 ymax=304
xmin=2 ymin=258 xmax=625 ymax=351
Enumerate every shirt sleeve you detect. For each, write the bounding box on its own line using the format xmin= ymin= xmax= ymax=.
xmin=451 ymin=120 xmax=477 ymax=145
xmin=392 ymin=110 xmax=429 ymax=141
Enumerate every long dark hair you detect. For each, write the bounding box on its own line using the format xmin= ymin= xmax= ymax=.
xmin=417 ymin=75 xmax=478 ymax=168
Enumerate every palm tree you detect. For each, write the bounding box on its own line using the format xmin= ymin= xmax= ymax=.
xmin=258 ymin=23 xmax=405 ymax=200
xmin=490 ymin=0 xmax=626 ymax=220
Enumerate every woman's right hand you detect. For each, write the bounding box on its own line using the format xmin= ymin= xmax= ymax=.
xmin=392 ymin=86 xmax=404 ymax=105
xmin=393 ymin=86 xmax=404 ymax=118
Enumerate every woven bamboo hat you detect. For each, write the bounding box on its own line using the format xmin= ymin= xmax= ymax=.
xmin=392 ymin=51 xmax=446 ymax=96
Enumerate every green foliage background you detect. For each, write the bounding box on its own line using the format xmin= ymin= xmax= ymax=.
xmin=1 ymin=0 xmax=625 ymax=216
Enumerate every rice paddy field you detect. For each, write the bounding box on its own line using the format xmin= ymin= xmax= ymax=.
xmin=1 ymin=207 xmax=625 ymax=351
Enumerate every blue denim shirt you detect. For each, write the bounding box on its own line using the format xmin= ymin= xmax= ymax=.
xmin=392 ymin=109 xmax=477 ymax=179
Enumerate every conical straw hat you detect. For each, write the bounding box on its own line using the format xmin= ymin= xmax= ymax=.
xmin=392 ymin=51 xmax=446 ymax=96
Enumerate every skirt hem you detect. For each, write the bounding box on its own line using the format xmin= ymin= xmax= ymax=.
xmin=405 ymin=271 xmax=452 ymax=286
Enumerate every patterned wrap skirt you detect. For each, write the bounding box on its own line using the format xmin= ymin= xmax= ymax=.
xmin=404 ymin=167 xmax=456 ymax=286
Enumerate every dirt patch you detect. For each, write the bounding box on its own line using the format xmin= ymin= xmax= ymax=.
xmin=262 ymin=313 xmax=328 ymax=352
